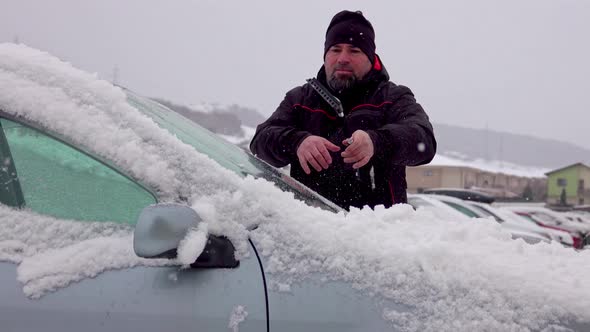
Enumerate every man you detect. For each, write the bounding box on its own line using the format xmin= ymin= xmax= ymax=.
xmin=250 ymin=10 xmax=436 ymax=210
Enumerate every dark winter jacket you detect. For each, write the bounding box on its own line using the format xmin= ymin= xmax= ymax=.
xmin=250 ymin=56 xmax=436 ymax=210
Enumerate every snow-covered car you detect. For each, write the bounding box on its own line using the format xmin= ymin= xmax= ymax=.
xmin=410 ymin=194 xmax=550 ymax=245
xmin=563 ymin=211 xmax=590 ymax=226
xmin=407 ymin=194 xmax=471 ymax=220
xmin=2 ymin=44 xmax=590 ymax=331
xmin=465 ymin=201 xmax=552 ymax=244
xmin=502 ymin=206 xmax=589 ymax=249
xmin=475 ymin=202 xmax=575 ymax=246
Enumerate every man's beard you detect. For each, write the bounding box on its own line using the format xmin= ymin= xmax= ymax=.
xmin=328 ymin=74 xmax=358 ymax=93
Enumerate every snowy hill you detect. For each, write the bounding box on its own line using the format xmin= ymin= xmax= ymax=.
xmin=156 ymin=99 xmax=583 ymax=175
xmin=434 ymin=123 xmax=590 ymax=169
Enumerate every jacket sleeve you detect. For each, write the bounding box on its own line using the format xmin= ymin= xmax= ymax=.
xmin=249 ymin=88 xmax=311 ymax=167
xmin=366 ymin=85 xmax=437 ymax=167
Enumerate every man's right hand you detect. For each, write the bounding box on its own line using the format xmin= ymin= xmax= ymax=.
xmin=296 ymin=136 xmax=341 ymax=174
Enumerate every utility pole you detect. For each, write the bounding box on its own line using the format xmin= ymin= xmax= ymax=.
xmin=112 ymin=65 xmax=119 ymax=86
xmin=499 ymin=134 xmax=503 ymax=169
xmin=484 ymin=122 xmax=489 ymax=161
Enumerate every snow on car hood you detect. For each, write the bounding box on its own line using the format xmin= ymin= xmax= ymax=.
xmin=1 ymin=44 xmax=590 ymax=331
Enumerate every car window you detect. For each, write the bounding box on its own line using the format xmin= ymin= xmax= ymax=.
xmin=0 ymin=118 xmax=156 ymax=224
xmin=126 ymin=92 xmax=260 ymax=177
xmin=530 ymin=212 xmax=561 ymax=225
xmin=516 ymin=213 xmax=538 ymax=223
xmin=468 ymin=204 xmax=503 ymax=222
xmin=441 ymin=201 xmax=480 ymax=218
xmin=408 ymin=197 xmax=434 ymax=209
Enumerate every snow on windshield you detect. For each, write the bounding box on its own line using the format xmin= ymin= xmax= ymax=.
xmin=0 ymin=43 xmax=244 ymax=203
xmin=1 ymin=43 xmax=590 ymax=331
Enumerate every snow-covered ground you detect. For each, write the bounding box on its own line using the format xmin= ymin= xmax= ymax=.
xmin=218 ymin=125 xmax=256 ymax=145
xmin=1 ymin=43 xmax=589 ymax=331
xmin=188 ymin=101 xmax=234 ymax=113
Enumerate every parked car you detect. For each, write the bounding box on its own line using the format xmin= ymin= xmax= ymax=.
xmin=563 ymin=211 xmax=590 ymax=226
xmin=407 ymin=193 xmax=474 ymax=222
xmin=502 ymin=207 xmax=587 ymax=249
xmin=466 ymin=201 xmax=569 ymax=246
xmin=415 ymin=194 xmax=484 ymax=218
xmin=2 ymin=44 xmax=590 ymax=331
xmin=408 ymin=194 xmax=550 ymax=244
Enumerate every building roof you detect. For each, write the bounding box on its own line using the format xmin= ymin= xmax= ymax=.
xmin=424 ymin=154 xmax=549 ymax=178
xmin=544 ymin=163 xmax=590 ymax=176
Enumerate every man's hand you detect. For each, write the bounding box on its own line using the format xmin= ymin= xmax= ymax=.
xmin=297 ymin=136 xmax=341 ymax=174
xmin=341 ymin=130 xmax=374 ymax=169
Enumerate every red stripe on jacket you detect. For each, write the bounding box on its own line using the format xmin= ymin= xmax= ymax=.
xmin=351 ymin=101 xmax=393 ymax=112
xmin=388 ymin=181 xmax=396 ymax=205
xmin=294 ymin=104 xmax=337 ymax=120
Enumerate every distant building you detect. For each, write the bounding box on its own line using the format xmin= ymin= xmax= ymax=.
xmin=406 ymin=165 xmax=546 ymax=201
xmin=545 ymin=163 xmax=590 ymax=206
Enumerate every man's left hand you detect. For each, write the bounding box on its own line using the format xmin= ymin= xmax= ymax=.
xmin=341 ymin=130 xmax=374 ymax=169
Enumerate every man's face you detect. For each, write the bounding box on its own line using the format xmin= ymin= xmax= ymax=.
xmin=324 ymin=43 xmax=372 ymax=92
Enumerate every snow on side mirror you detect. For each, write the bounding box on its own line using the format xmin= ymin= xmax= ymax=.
xmin=133 ymin=203 xmax=239 ymax=268
xmin=133 ymin=203 xmax=202 ymax=258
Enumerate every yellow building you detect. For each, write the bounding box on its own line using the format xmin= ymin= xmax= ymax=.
xmin=545 ymin=163 xmax=590 ymax=206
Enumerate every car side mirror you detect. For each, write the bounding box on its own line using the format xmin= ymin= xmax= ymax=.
xmin=133 ymin=203 xmax=238 ymax=268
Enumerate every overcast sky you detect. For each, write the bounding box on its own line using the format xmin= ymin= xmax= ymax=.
xmin=1 ymin=0 xmax=589 ymax=148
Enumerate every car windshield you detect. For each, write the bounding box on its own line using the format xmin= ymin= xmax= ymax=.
xmin=441 ymin=201 xmax=480 ymax=218
xmin=516 ymin=213 xmax=540 ymax=225
xmin=468 ymin=204 xmax=503 ymax=223
xmin=125 ymin=90 xmax=342 ymax=213
xmin=530 ymin=212 xmax=561 ymax=225
xmin=407 ymin=196 xmax=434 ymax=209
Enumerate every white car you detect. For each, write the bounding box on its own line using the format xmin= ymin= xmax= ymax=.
xmin=408 ymin=194 xmax=550 ymax=244
xmin=467 ymin=201 xmax=571 ymax=245
xmin=407 ymin=194 xmax=471 ymax=221
xmin=563 ymin=211 xmax=590 ymax=226
xmin=502 ymin=206 xmax=588 ymax=248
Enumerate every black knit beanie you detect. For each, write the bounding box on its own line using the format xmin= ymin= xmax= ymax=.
xmin=324 ymin=10 xmax=376 ymax=64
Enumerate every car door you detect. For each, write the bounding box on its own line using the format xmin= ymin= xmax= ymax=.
xmin=260 ymin=268 xmax=402 ymax=331
xmin=0 ymin=116 xmax=267 ymax=332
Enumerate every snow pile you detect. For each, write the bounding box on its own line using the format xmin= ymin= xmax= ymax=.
xmin=0 ymin=206 xmax=172 ymax=298
xmin=1 ymin=44 xmax=590 ymax=331
xmin=176 ymin=223 xmax=209 ymax=267
xmin=228 ymin=305 xmax=248 ymax=332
